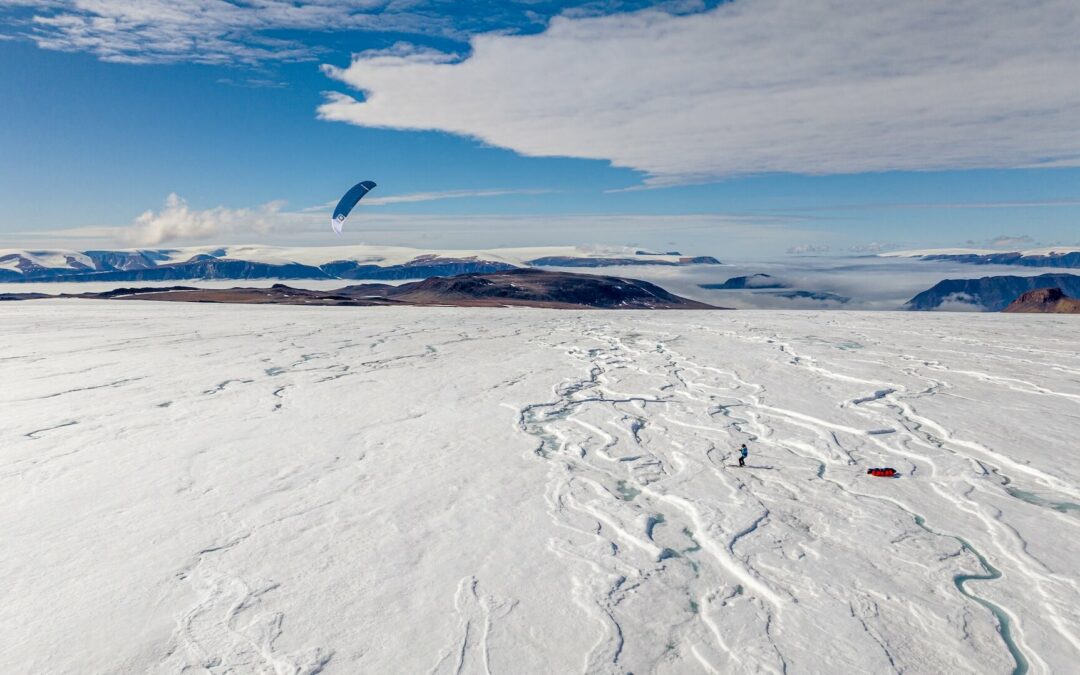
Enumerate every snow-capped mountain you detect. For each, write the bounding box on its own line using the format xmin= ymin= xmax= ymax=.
xmin=0 ymin=245 xmax=721 ymax=282
xmin=882 ymin=247 xmax=1080 ymax=268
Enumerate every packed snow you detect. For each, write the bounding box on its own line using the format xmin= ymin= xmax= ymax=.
xmin=3 ymin=302 xmax=1078 ymax=674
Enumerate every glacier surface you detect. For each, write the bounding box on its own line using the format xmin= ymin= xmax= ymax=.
xmin=2 ymin=302 xmax=1078 ymax=673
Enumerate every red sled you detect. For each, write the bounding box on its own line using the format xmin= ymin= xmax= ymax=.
xmin=867 ymin=467 xmax=897 ymax=477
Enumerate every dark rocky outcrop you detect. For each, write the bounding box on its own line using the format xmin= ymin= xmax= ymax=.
xmin=1002 ymin=288 xmax=1080 ymax=314
xmin=701 ymin=273 xmax=787 ymax=290
xmin=770 ymin=290 xmax=850 ymax=303
xmin=375 ymin=268 xmax=717 ymax=308
xmin=321 ymin=256 xmax=517 ymax=280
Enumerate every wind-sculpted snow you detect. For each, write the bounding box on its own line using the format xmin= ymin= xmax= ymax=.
xmin=2 ymin=304 xmax=1078 ymax=673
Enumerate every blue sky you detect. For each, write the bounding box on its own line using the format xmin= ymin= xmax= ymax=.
xmin=1 ymin=0 xmax=1078 ymax=256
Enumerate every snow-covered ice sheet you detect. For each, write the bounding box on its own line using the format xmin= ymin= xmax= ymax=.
xmin=883 ymin=247 xmax=1080 ymax=258
xmin=2 ymin=302 xmax=1078 ymax=673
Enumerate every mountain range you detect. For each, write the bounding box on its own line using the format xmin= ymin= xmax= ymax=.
xmin=884 ymin=247 xmax=1080 ymax=268
xmin=0 ymin=246 xmax=721 ymax=283
xmin=905 ymin=273 xmax=1080 ymax=311
xmin=2 ymin=268 xmax=718 ymax=310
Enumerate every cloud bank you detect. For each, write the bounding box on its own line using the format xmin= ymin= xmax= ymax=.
xmin=320 ymin=0 xmax=1080 ymax=183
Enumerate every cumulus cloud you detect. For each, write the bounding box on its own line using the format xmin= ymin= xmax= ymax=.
xmin=320 ymin=0 xmax=1080 ymax=183
xmin=123 ymin=193 xmax=315 ymax=245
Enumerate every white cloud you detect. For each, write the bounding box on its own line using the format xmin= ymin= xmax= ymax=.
xmin=320 ymin=0 xmax=1080 ymax=183
xmin=933 ymin=292 xmax=987 ymax=312
xmin=6 ymin=2 xmax=681 ymax=65
xmin=123 ymin=193 xmax=317 ymax=245
xmin=10 ymin=1 xmax=445 ymax=65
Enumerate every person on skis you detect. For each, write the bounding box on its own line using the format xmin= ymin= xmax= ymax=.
xmin=738 ymin=443 xmax=749 ymax=467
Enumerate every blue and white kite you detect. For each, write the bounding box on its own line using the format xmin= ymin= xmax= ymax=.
xmin=331 ymin=180 xmax=377 ymax=234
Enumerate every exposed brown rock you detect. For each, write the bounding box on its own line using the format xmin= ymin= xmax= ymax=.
xmin=1002 ymin=287 xmax=1080 ymax=314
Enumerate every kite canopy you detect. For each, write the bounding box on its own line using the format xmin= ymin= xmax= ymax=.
xmin=331 ymin=180 xmax=377 ymax=234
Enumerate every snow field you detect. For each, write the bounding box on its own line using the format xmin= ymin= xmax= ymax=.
xmin=2 ymin=302 xmax=1078 ymax=673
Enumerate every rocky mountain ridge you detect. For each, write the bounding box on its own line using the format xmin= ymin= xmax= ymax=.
xmin=1002 ymin=287 xmax=1080 ymax=314
xmin=906 ymin=274 xmax=1080 ymax=311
